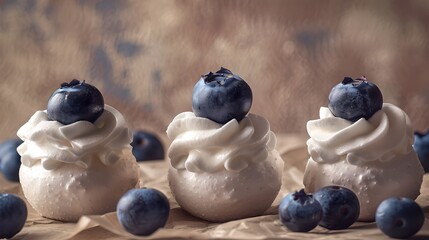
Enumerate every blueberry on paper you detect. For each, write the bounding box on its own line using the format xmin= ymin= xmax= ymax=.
xmin=0 ymin=139 xmax=23 ymax=182
xmin=0 ymin=193 xmax=27 ymax=239
xmin=328 ymin=76 xmax=383 ymax=122
xmin=131 ymin=130 xmax=165 ymax=161
xmin=279 ymin=189 xmax=322 ymax=232
xmin=192 ymin=67 xmax=253 ymax=124
xmin=413 ymin=131 xmax=429 ymax=173
xmin=117 ymin=188 xmax=170 ymax=236
xmin=313 ymin=185 xmax=360 ymax=230
xmin=376 ymin=197 xmax=424 ymax=239
xmin=0 ymin=139 xmax=22 ymax=172
xmin=47 ymin=79 xmax=104 ymax=125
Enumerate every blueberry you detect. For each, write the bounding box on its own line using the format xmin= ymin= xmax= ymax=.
xmin=413 ymin=131 xmax=429 ymax=173
xmin=47 ymin=79 xmax=104 ymax=125
xmin=0 ymin=139 xmax=23 ymax=182
xmin=131 ymin=130 xmax=165 ymax=161
xmin=192 ymin=67 xmax=253 ymax=124
xmin=279 ymin=189 xmax=323 ymax=232
xmin=0 ymin=193 xmax=27 ymax=239
xmin=313 ymin=185 xmax=360 ymax=230
xmin=376 ymin=197 xmax=424 ymax=239
xmin=328 ymin=76 xmax=383 ymax=122
xmin=117 ymin=188 xmax=170 ymax=236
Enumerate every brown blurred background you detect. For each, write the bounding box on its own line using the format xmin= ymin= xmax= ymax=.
xmin=1 ymin=0 xmax=429 ymax=141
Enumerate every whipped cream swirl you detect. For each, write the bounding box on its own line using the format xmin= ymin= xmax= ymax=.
xmin=166 ymin=112 xmax=277 ymax=173
xmin=17 ymin=105 xmax=132 ymax=170
xmin=307 ymin=103 xmax=413 ymax=165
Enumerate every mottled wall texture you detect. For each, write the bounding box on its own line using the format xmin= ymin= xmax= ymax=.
xmin=1 ymin=0 xmax=429 ymax=140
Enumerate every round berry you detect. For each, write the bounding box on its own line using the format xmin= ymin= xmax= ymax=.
xmin=131 ymin=130 xmax=165 ymax=161
xmin=279 ymin=189 xmax=322 ymax=232
xmin=328 ymin=76 xmax=383 ymax=122
xmin=192 ymin=67 xmax=253 ymax=124
xmin=313 ymin=185 xmax=360 ymax=230
xmin=376 ymin=197 xmax=424 ymax=239
xmin=0 ymin=139 xmax=23 ymax=182
xmin=117 ymin=188 xmax=170 ymax=236
xmin=413 ymin=131 xmax=429 ymax=173
xmin=47 ymin=79 xmax=104 ymax=125
xmin=0 ymin=193 xmax=27 ymax=239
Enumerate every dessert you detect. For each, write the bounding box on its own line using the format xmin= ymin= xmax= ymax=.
xmin=17 ymin=80 xmax=140 ymax=222
xmin=303 ymin=77 xmax=424 ymax=221
xmin=166 ymin=68 xmax=283 ymax=222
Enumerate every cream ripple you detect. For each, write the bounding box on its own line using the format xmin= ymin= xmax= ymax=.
xmin=307 ymin=103 xmax=413 ymax=165
xmin=166 ymin=112 xmax=277 ymax=173
xmin=17 ymin=105 xmax=132 ymax=170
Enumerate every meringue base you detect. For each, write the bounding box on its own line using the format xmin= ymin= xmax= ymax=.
xmin=168 ymin=153 xmax=283 ymax=222
xmin=19 ymin=151 xmax=140 ymax=222
xmin=303 ymin=151 xmax=424 ymax=221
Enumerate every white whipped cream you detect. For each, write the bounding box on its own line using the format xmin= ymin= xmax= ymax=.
xmin=17 ymin=105 xmax=132 ymax=170
xmin=166 ymin=112 xmax=277 ymax=173
xmin=307 ymin=103 xmax=413 ymax=165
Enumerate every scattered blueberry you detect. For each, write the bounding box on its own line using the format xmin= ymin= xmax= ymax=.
xmin=47 ymin=79 xmax=104 ymax=125
xmin=328 ymin=76 xmax=383 ymax=122
xmin=0 ymin=139 xmax=23 ymax=182
xmin=279 ymin=189 xmax=323 ymax=232
xmin=0 ymin=193 xmax=27 ymax=239
xmin=192 ymin=67 xmax=253 ymax=124
xmin=117 ymin=188 xmax=170 ymax=236
xmin=376 ymin=197 xmax=424 ymax=239
xmin=131 ymin=130 xmax=164 ymax=161
xmin=313 ymin=185 xmax=360 ymax=230
xmin=414 ymin=131 xmax=429 ymax=173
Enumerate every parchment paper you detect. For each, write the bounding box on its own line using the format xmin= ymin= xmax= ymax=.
xmin=2 ymin=134 xmax=429 ymax=239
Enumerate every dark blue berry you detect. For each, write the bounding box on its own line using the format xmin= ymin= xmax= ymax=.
xmin=328 ymin=76 xmax=383 ymax=122
xmin=376 ymin=197 xmax=424 ymax=239
xmin=0 ymin=139 xmax=23 ymax=182
xmin=313 ymin=185 xmax=360 ymax=230
xmin=0 ymin=193 xmax=27 ymax=239
xmin=117 ymin=188 xmax=170 ymax=236
xmin=47 ymin=79 xmax=104 ymax=125
xmin=131 ymin=130 xmax=165 ymax=161
xmin=279 ymin=189 xmax=323 ymax=232
xmin=192 ymin=67 xmax=253 ymax=124
xmin=414 ymin=131 xmax=429 ymax=173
